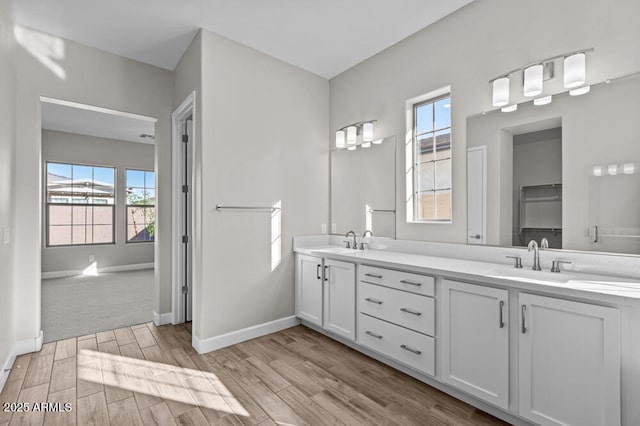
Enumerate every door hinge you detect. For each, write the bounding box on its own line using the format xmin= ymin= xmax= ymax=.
xmin=182 ymin=235 xmax=189 ymax=243
xmin=182 ymin=184 xmax=189 ymax=193
xmin=182 ymin=134 xmax=189 ymax=143
xmin=182 ymin=285 xmax=188 ymax=294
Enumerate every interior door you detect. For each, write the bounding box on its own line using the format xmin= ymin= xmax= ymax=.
xmin=467 ymin=146 xmax=487 ymax=244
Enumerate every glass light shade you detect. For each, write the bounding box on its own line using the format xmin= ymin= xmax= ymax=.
xmin=524 ymin=64 xmax=543 ymax=97
xmin=592 ymin=165 xmax=603 ymax=177
xmin=346 ymin=126 xmax=357 ymax=146
xmin=363 ymin=122 xmax=373 ymax=142
xmin=623 ymin=163 xmax=635 ymax=175
xmin=347 ymin=145 xmax=356 ymax=151
xmin=335 ymin=130 xmax=346 ymax=148
xmin=533 ymin=95 xmax=552 ymax=106
xmin=362 ymin=142 xmax=371 ymax=148
xmin=492 ymin=77 xmax=510 ymax=107
xmin=564 ymin=53 xmax=586 ymax=89
xmin=569 ymin=85 xmax=590 ymax=96
xmin=608 ymin=164 xmax=618 ymax=175
xmin=501 ymin=104 xmax=517 ymax=113
xmin=372 ymin=138 xmax=383 ymax=145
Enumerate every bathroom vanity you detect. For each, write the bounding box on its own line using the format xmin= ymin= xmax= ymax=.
xmin=294 ymin=235 xmax=640 ymax=426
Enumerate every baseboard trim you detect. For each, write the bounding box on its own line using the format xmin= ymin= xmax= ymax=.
xmin=42 ymin=263 xmax=154 ymax=279
xmin=193 ymin=315 xmax=301 ymax=354
xmin=1 ymin=330 xmax=44 ymax=394
xmin=153 ymin=311 xmax=173 ymax=326
xmin=0 ymin=347 xmax=16 ymax=395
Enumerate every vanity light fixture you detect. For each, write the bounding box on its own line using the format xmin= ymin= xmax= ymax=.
xmin=372 ymin=138 xmax=383 ymax=145
xmin=347 ymin=145 xmax=357 ymax=151
xmin=489 ymin=48 xmax=593 ymax=113
xmin=569 ymin=85 xmax=591 ymax=96
xmin=533 ymin=95 xmax=552 ymax=106
xmin=564 ymin=52 xmax=586 ymax=88
xmin=335 ymin=120 xmax=377 ymax=149
xmin=335 ymin=129 xmax=346 ymax=148
xmin=492 ymin=77 xmax=510 ymax=107
xmin=524 ymin=64 xmax=544 ymax=97
xmin=608 ymin=164 xmax=618 ymax=176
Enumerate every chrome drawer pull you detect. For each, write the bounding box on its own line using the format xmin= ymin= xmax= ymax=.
xmin=365 ymin=331 xmax=383 ymax=339
xmin=400 ymin=279 xmax=422 ymax=287
xmin=400 ymin=308 xmax=422 ymax=316
xmin=499 ymin=300 xmax=505 ymax=329
xmin=365 ymin=297 xmax=383 ymax=305
xmin=364 ymin=273 xmax=383 ymax=279
xmin=400 ymin=344 xmax=422 ymax=355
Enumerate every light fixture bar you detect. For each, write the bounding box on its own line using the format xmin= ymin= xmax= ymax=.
xmin=488 ymin=47 xmax=594 ymax=83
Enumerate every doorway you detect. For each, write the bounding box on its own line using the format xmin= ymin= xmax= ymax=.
xmin=40 ymin=97 xmax=159 ymax=342
xmin=172 ymin=93 xmax=195 ymax=325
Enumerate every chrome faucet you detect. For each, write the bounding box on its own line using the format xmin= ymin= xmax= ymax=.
xmin=345 ymin=231 xmax=357 ymax=250
xmin=527 ymin=240 xmax=542 ymax=271
xmin=359 ymin=230 xmax=373 ymax=250
xmin=540 ymin=238 xmax=549 ymax=249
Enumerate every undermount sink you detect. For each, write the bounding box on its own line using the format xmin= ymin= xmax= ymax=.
xmin=485 ymin=266 xmax=575 ymax=284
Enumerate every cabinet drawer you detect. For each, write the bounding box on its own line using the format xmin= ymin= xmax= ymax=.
xmin=359 ymin=265 xmax=434 ymax=297
xmin=359 ymin=282 xmax=435 ymax=336
xmin=358 ymin=313 xmax=435 ymax=376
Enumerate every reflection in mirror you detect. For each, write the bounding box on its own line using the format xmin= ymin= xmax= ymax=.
xmin=467 ymin=72 xmax=640 ymax=255
xmin=331 ymin=137 xmax=396 ymax=238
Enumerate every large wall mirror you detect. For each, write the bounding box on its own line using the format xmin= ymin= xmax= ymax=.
xmin=331 ymin=136 xmax=396 ymax=238
xmin=467 ymin=73 xmax=640 ymax=255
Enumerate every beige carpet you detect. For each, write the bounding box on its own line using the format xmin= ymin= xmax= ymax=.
xmin=41 ymin=269 xmax=154 ymax=343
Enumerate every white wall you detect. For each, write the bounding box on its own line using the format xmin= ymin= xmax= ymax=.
xmin=195 ymin=30 xmax=329 ymax=340
xmin=329 ymin=0 xmax=640 ymax=244
xmin=13 ymin=28 xmax=174 ymax=343
xmin=0 ymin=0 xmax=17 ymax=377
xmin=41 ymin=130 xmax=154 ymax=273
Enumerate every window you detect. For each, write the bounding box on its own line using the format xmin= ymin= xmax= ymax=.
xmin=126 ymin=169 xmax=155 ymax=243
xmin=410 ymin=93 xmax=452 ymax=221
xmin=46 ymin=162 xmax=115 ymax=246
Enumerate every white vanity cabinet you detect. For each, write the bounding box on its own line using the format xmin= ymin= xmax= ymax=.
xmin=295 ymin=254 xmax=324 ymax=326
xmin=518 ymin=293 xmax=621 ymax=426
xmin=357 ymin=265 xmax=436 ymax=376
xmin=441 ymin=280 xmax=509 ymax=410
xmin=323 ymin=259 xmax=356 ymax=340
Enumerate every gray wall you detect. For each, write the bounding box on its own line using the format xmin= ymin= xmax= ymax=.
xmin=0 ymin=0 xmax=17 ymax=374
xmin=41 ymin=130 xmax=154 ymax=273
xmin=13 ymin=27 xmax=174 ymax=343
xmin=329 ymin=0 xmax=640 ymax=244
xmin=195 ymin=30 xmax=329 ymax=340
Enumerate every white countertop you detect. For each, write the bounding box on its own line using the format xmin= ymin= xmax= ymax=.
xmin=295 ymin=244 xmax=640 ymax=305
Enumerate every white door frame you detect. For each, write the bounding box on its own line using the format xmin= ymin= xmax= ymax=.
xmin=467 ymin=145 xmax=487 ymax=244
xmin=171 ymin=92 xmax=196 ymax=325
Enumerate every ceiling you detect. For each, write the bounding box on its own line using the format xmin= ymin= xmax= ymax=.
xmin=41 ymin=99 xmax=156 ymax=144
xmin=12 ymin=0 xmax=474 ymax=79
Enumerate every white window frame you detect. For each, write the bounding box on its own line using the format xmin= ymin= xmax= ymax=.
xmin=405 ymin=86 xmax=452 ymax=223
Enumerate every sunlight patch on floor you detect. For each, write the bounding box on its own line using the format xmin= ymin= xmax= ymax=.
xmin=77 ymin=349 xmax=249 ymax=416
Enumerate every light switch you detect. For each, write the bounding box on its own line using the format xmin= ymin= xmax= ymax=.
xmin=331 ymin=223 xmax=337 ymax=233
xmin=3 ymin=227 xmax=10 ymax=245
xmin=321 ymin=224 xmax=327 ymax=234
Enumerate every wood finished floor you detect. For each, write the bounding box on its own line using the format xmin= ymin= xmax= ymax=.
xmin=0 ymin=323 xmax=509 ymax=426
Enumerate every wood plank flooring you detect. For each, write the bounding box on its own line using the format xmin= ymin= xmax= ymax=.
xmin=0 ymin=323 xmax=509 ymax=425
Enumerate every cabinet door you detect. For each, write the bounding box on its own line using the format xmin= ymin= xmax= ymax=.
xmin=295 ymin=254 xmax=323 ymax=326
xmin=519 ymin=293 xmax=620 ymax=426
xmin=441 ymin=280 xmax=509 ymax=409
xmin=323 ymin=259 xmax=356 ymax=340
